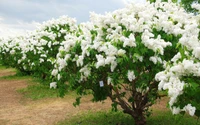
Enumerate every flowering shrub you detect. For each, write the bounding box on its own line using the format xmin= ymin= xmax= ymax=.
xmin=0 ymin=16 xmax=77 ymax=78
xmin=1 ymin=1 xmax=200 ymax=125
xmin=52 ymin=1 xmax=200 ymax=124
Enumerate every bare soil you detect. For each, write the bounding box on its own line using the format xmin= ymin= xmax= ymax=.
xmin=0 ymin=69 xmax=112 ymax=125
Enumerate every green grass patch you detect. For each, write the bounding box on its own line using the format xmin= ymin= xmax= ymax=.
xmin=0 ymin=74 xmax=31 ymax=80
xmin=57 ymin=110 xmax=134 ymax=125
xmin=148 ymin=110 xmax=200 ymax=125
xmin=57 ymin=110 xmax=200 ymax=125
xmin=18 ymin=82 xmax=59 ymax=100
xmin=0 ymin=66 xmax=68 ymax=100
xmin=0 ymin=64 xmax=10 ymax=69
xmin=17 ymin=77 xmax=72 ymax=100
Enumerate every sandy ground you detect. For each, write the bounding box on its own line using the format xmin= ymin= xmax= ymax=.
xmin=0 ymin=69 xmax=112 ymax=125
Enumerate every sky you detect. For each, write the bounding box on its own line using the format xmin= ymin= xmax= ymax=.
xmin=0 ymin=0 xmax=145 ymax=38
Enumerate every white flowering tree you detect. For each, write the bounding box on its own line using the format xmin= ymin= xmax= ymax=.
xmin=0 ymin=16 xmax=77 ymax=79
xmin=50 ymin=1 xmax=200 ymax=125
xmin=1 ymin=1 xmax=200 ymax=125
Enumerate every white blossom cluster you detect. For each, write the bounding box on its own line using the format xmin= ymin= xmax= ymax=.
xmin=171 ymin=104 xmax=196 ymax=116
xmin=156 ymin=58 xmax=200 ymax=116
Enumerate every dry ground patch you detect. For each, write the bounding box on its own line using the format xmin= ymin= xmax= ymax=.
xmin=0 ymin=68 xmax=112 ymax=125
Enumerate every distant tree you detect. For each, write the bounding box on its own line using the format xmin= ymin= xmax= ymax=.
xmin=181 ymin=0 xmax=200 ymax=12
xmin=148 ymin=0 xmax=200 ymax=13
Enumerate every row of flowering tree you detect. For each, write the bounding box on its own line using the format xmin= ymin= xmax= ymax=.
xmin=0 ymin=1 xmax=200 ymax=125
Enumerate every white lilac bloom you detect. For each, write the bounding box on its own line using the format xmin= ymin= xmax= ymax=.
xmin=107 ymin=77 xmax=112 ymax=85
xmin=193 ymin=47 xmax=200 ymax=59
xmin=57 ymin=58 xmax=66 ymax=71
xmin=10 ymin=49 xmax=15 ymax=55
xmin=76 ymin=55 xmax=84 ymax=67
xmin=192 ymin=3 xmax=200 ymax=11
xmin=171 ymin=107 xmax=181 ymax=115
xmin=105 ymin=56 xmax=116 ymax=65
xmin=39 ymin=58 xmax=44 ymax=63
xmin=96 ymin=54 xmax=105 ymax=68
xmin=127 ymin=70 xmax=136 ymax=82
xmin=111 ymin=61 xmax=117 ymax=72
xmin=149 ymin=56 xmax=162 ymax=64
xmin=171 ymin=52 xmax=181 ymax=62
xmin=50 ymin=82 xmax=57 ymax=89
xmin=57 ymin=74 xmax=61 ymax=80
xmin=79 ymin=65 xmax=91 ymax=77
xmin=51 ymin=69 xmax=58 ymax=76
xmin=183 ymin=104 xmax=196 ymax=116
xmin=117 ymin=49 xmax=126 ymax=56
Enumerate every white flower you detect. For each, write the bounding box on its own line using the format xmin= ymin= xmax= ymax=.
xmin=182 ymin=59 xmax=194 ymax=71
xmin=127 ymin=70 xmax=136 ymax=82
xmin=172 ymin=107 xmax=181 ymax=115
xmin=192 ymin=3 xmax=200 ymax=11
xmin=51 ymin=69 xmax=58 ymax=76
xmin=111 ymin=61 xmax=117 ymax=72
xmin=10 ymin=49 xmax=15 ymax=55
xmin=18 ymin=59 xmax=22 ymax=64
xmin=135 ymin=55 xmax=143 ymax=62
xmin=57 ymin=74 xmax=61 ymax=80
xmin=96 ymin=54 xmax=105 ymax=68
xmin=171 ymin=53 xmax=181 ymax=62
xmin=193 ymin=47 xmax=200 ymax=59
xmin=41 ymin=54 xmax=47 ymax=58
xmin=80 ymin=65 xmax=91 ymax=77
xmin=149 ymin=56 xmax=157 ymax=64
xmin=117 ymin=49 xmax=126 ymax=56
xmin=50 ymin=82 xmax=57 ymax=89
xmin=107 ymin=77 xmax=112 ymax=85
xmin=136 ymin=88 xmax=142 ymax=93
xmin=170 ymin=64 xmax=183 ymax=74
xmin=39 ymin=58 xmax=44 ymax=63
xmin=105 ymin=56 xmax=116 ymax=64
xmin=76 ymin=55 xmax=84 ymax=67
xmin=183 ymin=104 xmax=196 ymax=116
xmin=57 ymin=58 xmax=66 ymax=70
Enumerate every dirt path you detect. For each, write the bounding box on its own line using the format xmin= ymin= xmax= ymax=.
xmin=0 ymin=69 xmax=112 ymax=125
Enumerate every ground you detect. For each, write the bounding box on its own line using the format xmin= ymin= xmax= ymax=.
xmin=0 ymin=68 xmax=168 ymax=125
xmin=0 ymin=68 xmax=113 ymax=125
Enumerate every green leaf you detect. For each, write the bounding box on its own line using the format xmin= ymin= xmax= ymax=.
xmin=111 ymin=102 xmax=118 ymax=112
xmin=73 ymin=97 xmax=81 ymax=107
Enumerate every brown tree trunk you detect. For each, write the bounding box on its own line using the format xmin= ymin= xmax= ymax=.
xmin=123 ymin=107 xmax=146 ymax=125
xmin=133 ymin=110 xmax=146 ymax=125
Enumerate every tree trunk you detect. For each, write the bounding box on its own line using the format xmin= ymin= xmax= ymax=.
xmin=123 ymin=108 xmax=146 ymax=125
xmin=133 ymin=110 xmax=146 ymax=125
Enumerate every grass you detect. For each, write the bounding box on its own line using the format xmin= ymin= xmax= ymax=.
xmin=17 ymin=82 xmax=60 ymax=100
xmin=148 ymin=110 xmax=200 ymax=125
xmin=57 ymin=110 xmax=200 ymax=125
xmin=0 ymin=64 xmax=10 ymax=69
xmin=0 ymin=65 xmax=61 ymax=100
xmin=0 ymin=73 xmax=31 ymax=80
xmin=57 ymin=110 xmax=134 ymax=125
